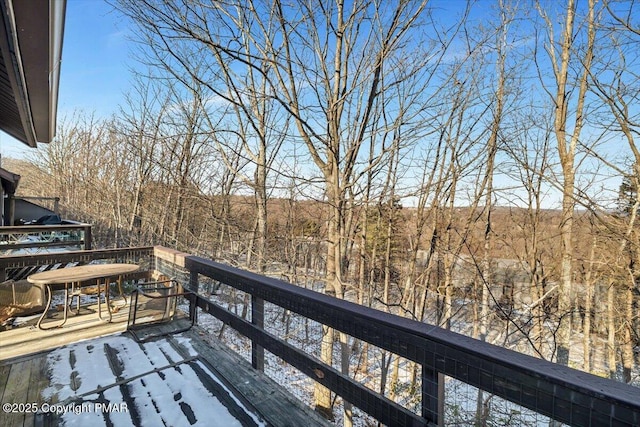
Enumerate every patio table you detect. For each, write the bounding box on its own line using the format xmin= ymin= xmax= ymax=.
xmin=27 ymin=263 xmax=140 ymax=330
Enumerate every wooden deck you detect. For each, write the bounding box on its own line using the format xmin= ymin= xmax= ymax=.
xmin=0 ymin=301 xmax=131 ymax=362
xmin=0 ymin=309 xmax=330 ymax=426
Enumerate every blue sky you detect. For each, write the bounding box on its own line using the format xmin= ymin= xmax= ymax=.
xmin=0 ymin=0 xmax=129 ymax=159
xmin=0 ymin=0 xmax=631 ymax=210
xmin=0 ymin=0 xmax=490 ymax=161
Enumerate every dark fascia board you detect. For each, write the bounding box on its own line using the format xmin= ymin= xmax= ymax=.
xmin=0 ymin=0 xmax=66 ymax=147
xmin=0 ymin=0 xmax=37 ymax=146
xmin=0 ymin=166 xmax=20 ymax=194
xmin=46 ymin=0 xmax=66 ymax=143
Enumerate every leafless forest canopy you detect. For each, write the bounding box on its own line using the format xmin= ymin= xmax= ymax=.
xmin=5 ymin=0 xmax=640 ymax=419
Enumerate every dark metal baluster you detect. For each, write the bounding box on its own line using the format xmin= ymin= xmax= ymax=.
xmin=251 ymin=295 xmax=265 ymax=372
xmin=422 ymin=366 xmax=445 ymax=426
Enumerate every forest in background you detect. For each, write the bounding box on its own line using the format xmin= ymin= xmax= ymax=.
xmin=3 ymin=0 xmax=640 ymax=423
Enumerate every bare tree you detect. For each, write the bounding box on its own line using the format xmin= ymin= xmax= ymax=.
xmin=536 ymin=0 xmax=596 ymax=365
xmin=473 ymin=1 xmax=513 ymax=423
xmin=502 ymin=109 xmax=557 ymax=358
xmin=588 ymin=1 xmax=640 ymax=381
xmin=114 ymin=74 xmax=170 ymax=243
xmin=111 ymin=0 xmax=449 ymax=421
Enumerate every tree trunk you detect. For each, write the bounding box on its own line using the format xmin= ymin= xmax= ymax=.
xmin=607 ymin=280 xmax=617 ymax=379
xmin=539 ymin=0 xmax=595 ymax=365
xmin=582 ymin=234 xmax=597 ymax=372
xmin=622 ymin=284 xmax=634 ymax=383
xmin=314 ymin=325 xmax=335 ymax=419
xmin=313 ymin=167 xmax=343 ymax=417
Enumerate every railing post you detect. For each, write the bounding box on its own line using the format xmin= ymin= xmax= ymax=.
xmin=189 ymin=270 xmax=199 ymax=293
xmin=7 ymin=195 xmax=15 ymax=226
xmin=188 ymin=292 xmax=197 ymax=325
xmin=83 ymin=225 xmax=92 ymax=250
xmin=189 ymin=271 xmax=199 ymax=323
xmin=251 ymin=295 xmax=265 ymax=372
xmin=422 ymin=366 xmax=445 ymax=426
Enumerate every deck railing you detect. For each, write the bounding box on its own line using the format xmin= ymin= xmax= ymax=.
xmin=1 ymin=246 xmax=638 ymax=426
xmin=0 ymin=246 xmax=153 ymax=282
xmin=152 ymin=247 xmax=640 ymax=427
xmin=0 ymin=223 xmax=93 ymax=255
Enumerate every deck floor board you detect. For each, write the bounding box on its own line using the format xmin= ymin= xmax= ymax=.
xmin=0 ymin=359 xmax=34 ymax=427
xmin=0 ymin=304 xmax=130 ymax=362
xmin=1 ymin=313 xmax=330 ymax=427
xmin=24 ymin=355 xmax=49 ymax=427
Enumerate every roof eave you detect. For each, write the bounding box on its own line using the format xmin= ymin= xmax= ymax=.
xmin=0 ymin=0 xmax=66 ymax=147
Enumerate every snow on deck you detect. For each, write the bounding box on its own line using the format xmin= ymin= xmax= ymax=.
xmin=0 ymin=325 xmax=330 ymax=427
xmin=43 ymin=334 xmax=250 ymax=426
